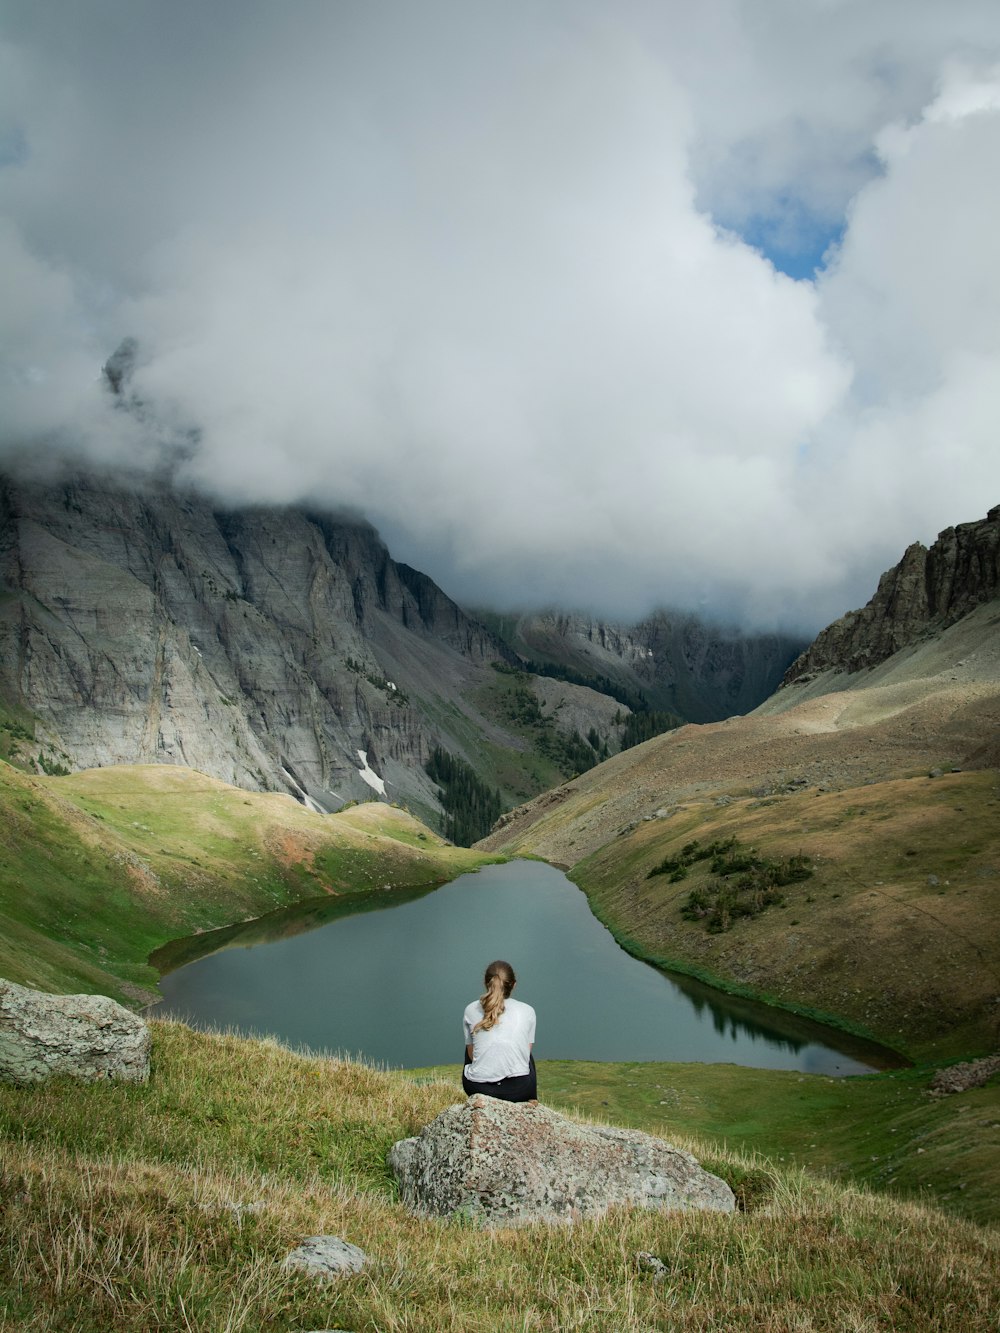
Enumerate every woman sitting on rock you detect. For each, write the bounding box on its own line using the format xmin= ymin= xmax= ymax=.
xmin=462 ymin=959 xmax=537 ymax=1102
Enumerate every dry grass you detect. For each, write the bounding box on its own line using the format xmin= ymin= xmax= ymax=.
xmin=1 ymin=1023 xmax=998 ymax=1332
xmin=571 ymin=771 xmax=1000 ymax=1062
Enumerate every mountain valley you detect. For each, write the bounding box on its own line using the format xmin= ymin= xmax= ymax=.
xmin=2 ymin=493 xmax=999 ymax=1333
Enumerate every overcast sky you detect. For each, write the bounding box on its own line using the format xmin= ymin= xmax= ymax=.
xmin=1 ymin=1 xmax=998 ymax=632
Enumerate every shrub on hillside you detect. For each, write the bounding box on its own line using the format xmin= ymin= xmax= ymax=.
xmin=648 ymin=836 xmax=813 ymax=934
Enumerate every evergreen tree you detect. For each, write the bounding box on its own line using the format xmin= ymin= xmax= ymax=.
xmin=425 ymin=747 xmax=504 ymax=846
xmin=620 ymin=710 xmax=681 ymax=750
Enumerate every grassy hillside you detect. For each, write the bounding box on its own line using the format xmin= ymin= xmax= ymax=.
xmin=479 ymin=645 xmax=1000 ymax=1066
xmin=570 ymin=772 xmax=1000 ymax=1063
xmin=1 ymin=1022 xmax=997 ymax=1332
xmin=0 ymin=760 xmax=495 ymax=1007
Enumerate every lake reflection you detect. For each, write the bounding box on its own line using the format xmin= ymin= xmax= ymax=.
xmin=152 ymin=860 xmax=899 ymax=1075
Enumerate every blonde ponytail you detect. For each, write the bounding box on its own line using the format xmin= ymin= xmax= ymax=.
xmin=471 ymin=959 xmax=516 ymax=1033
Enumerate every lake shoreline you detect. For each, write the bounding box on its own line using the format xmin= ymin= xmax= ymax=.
xmin=152 ymin=859 xmax=901 ymax=1076
xmin=569 ymin=868 xmax=910 ymax=1069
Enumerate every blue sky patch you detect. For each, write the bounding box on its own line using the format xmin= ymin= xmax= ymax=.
xmin=739 ymin=214 xmax=846 ymax=281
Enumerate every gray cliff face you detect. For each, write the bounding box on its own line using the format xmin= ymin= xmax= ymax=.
xmin=785 ymin=506 xmax=1000 ymax=682
xmin=0 ymin=474 xmax=521 ymax=813
xmin=485 ymin=609 xmax=804 ymax=723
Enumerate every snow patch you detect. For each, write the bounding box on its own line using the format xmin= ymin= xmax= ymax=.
xmin=357 ymin=749 xmax=386 ymax=796
xmin=280 ymin=766 xmax=326 ymax=815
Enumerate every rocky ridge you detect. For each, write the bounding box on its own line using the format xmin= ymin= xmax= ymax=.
xmin=475 ymin=510 xmax=1000 ymax=1060
xmin=784 ymin=506 xmax=1000 ymax=683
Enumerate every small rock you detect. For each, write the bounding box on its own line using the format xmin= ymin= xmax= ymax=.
xmin=283 ymin=1236 xmax=368 ymax=1281
xmin=927 ymin=875 xmax=940 ymax=887
xmin=635 ymin=1250 xmax=668 ymax=1279
xmin=928 ymin=768 xmax=943 ymax=778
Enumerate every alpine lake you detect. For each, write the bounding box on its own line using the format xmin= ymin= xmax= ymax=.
xmin=152 ymin=859 xmax=902 ymax=1076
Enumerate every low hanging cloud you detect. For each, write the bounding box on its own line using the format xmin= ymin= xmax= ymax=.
xmin=1 ymin=1 xmax=999 ymax=632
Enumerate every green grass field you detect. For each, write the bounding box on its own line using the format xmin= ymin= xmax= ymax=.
xmin=1 ymin=1023 xmax=997 ymax=1332
xmin=0 ymin=761 xmax=494 ymax=1007
xmin=3 ymin=754 xmax=1000 ymax=1328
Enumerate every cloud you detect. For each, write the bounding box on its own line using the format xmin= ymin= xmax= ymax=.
xmin=1 ymin=2 xmax=998 ymax=631
xmin=808 ymin=61 xmax=1000 ymax=548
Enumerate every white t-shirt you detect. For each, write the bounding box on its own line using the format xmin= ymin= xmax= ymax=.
xmin=463 ymin=996 xmax=536 ymax=1082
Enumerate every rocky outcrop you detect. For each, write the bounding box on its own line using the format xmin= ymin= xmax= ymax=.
xmin=530 ymin=675 xmax=629 ymax=745
xmin=785 ymin=507 xmax=1000 ymax=682
xmin=928 ymin=1055 xmax=1000 ymax=1097
xmin=0 ymin=470 xmax=804 ymax=818
xmin=0 ymin=459 xmax=813 ymax=824
xmin=0 ymin=978 xmax=151 ymax=1084
xmin=3 ymin=470 xmax=693 ymax=818
xmin=388 ymin=1095 xmax=735 ymax=1226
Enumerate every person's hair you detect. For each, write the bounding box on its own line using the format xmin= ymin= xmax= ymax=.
xmin=471 ymin=960 xmax=516 ymax=1033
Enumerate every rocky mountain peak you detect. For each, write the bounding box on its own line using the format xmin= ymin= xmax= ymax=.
xmin=784 ymin=506 xmax=1000 ymax=682
xmin=102 ymin=337 xmax=141 ymax=396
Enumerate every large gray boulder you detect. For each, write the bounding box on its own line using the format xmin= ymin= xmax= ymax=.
xmin=0 ymin=979 xmax=151 ymax=1085
xmin=388 ymin=1095 xmax=735 ymax=1226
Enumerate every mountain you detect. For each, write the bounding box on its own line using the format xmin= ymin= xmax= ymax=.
xmin=0 ymin=464 xmax=801 ymax=829
xmin=477 ymin=506 xmax=1000 ymax=1061
xmin=0 ymin=472 xmax=578 ymax=822
xmin=475 ymin=608 xmax=805 ymax=722
xmin=782 ymin=505 xmax=1000 ymax=683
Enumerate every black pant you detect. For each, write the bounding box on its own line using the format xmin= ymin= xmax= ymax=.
xmin=462 ymin=1052 xmax=537 ymax=1102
